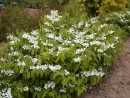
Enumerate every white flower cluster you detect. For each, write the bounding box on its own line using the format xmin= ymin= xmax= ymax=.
xmin=44 ymin=81 xmax=55 ymax=89
xmin=43 ymin=28 xmax=51 ymax=33
xmin=44 ymin=22 xmax=53 ymax=27
xmin=33 ymin=86 xmax=42 ymax=92
xmin=46 ymin=34 xmax=63 ymax=42
xmin=90 ymin=41 xmax=102 ymax=46
xmin=41 ymin=41 xmax=53 ymax=47
xmin=46 ymin=10 xmax=62 ymax=23
xmin=30 ymin=64 xmax=61 ymax=72
xmin=97 ymin=49 xmax=103 ymax=53
xmin=31 ymin=58 xmax=38 ymax=64
xmin=80 ymin=69 xmax=105 ymax=77
xmin=108 ymin=30 xmax=114 ymax=34
xmin=30 ymin=65 xmax=48 ymax=71
xmin=22 ymin=31 xmax=39 ymax=49
xmin=8 ymin=51 xmax=19 ymax=56
xmin=0 ymin=88 xmax=12 ymax=98
xmin=0 ymin=57 xmax=6 ymax=62
xmin=22 ymin=44 xmax=30 ymax=50
xmin=98 ymin=24 xmax=107 ymax=31
xmin=64 ymin=69 xmax=70 ymax=75
xmin=73 ymin=57 xmax=82 ymax=63
xmin=16 ymin=59 xmax=26 ymax=66
xmin=1 ymin=70 xmax=14 ymax=76
xmin=85 ymin=34 xmax=95 ymax=39
xmin=60 ymin=88 xmax=66 ymax=93
xmin=78 ymin=22 xmax=84 ymax=28
xmin=56 ymin=46 xmax=70 ymax=56
xmin=75 ymin=48 xmax=86 ymax=54
xmin=7 ymin=35 xmax=19 ymax=45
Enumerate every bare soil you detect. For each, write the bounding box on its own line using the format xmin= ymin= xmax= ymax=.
xmin=80 ymin=38 xmax=130 ymax=98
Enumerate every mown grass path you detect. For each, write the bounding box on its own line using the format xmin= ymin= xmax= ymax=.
xmin=80 ymin=38 xmax=130 ymax=98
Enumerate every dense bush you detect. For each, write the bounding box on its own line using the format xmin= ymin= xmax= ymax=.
xmin=102 ymin=11 xmax=130 ymax=34
xmin=0 ymin=6 xmax=41 ymax=41
xmin=0 ymin=0 xmax=71 ymax=9
xmin=0 ymin=10 xmax=124 ymax=98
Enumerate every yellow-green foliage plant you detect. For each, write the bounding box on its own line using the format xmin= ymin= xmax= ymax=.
xmin=98 ymin=0 xmax=128 ymax=15
xmin=78 ymin=0 xmax=128 ymax=16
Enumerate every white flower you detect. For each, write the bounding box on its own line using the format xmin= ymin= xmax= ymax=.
xmin=0 ymin=57 xmax=6 ymax=62
xmin=43 ymin=28 xmax=51 ymax=32
xmin=86 ymin=34 xmax=95 ymax=39
xmin=33 ymin=86 xmax=42 ymax=92
xmin=85 ymin=22 xmax=90 ymax=28
xmin=7 ymin=35 xmax=19 ymax=45
xmin=75 ymin=48 xmax=85 ymax=54
xmin=31 ymin=30 xmax=39 ymax=36
xmin=81 ymin=69 xmax=105 ymax=77
xmin=1 ymin=70 xmax=14 ymax=76
xmin=68 ymin=28 xmax=75 ymax=34
xmin=97 ymin=49 xmax=103 ymax=53
xmin=60 ymin=88 xmax=66 ymax=93
xmin=64 ymin=69 xmax=70 ymax=75
xmin=78 ymin=22 xmax=83 ymax=28
xmin=90 ymin=41 xmax=102 ymax=46
xmin=18 ymin=61 xmax=25 ymax=66
xmin=49 ymin=65 xmax=61 ymax=72
xmin=114 ymin=37 xmax=119 ymax=40
xmin=23 ymin=86 xmax=29 ymax=91
xmin=46 ymin=10 xmax=62 ymax=23
xmin=46 ymin=33 xmax=55 ymax=39
xmin=69 ymin=84 xmax=75 ymax=87
xmin=44 ymin=22 xmax=53 ymax=27
xmin=73 ymin=57 xmax=82 ymax=63
xmin=0 ymin=88 xmax=12 ymax=98
xmin=32 ymin=44 xmax=39 ymax=49
xmin=44 ymin=81 xmax=55 ymax=89
xmin=22 ymin=45 xmax=30 ymax=50
xmin=108 ymin=30 xmax=114 ymax=34
xmin=48 ymin=49 xmax=54 ymax=54
xmin=32 ymin=58 xmax=38 ymax=64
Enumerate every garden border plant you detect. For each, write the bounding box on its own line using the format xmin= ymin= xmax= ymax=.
xmin=0 ymin=9 xmax=125 ymax=98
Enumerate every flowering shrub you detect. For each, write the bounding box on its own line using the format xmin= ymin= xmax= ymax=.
xmin=0 ymin=10 xmax=124 ymax=98
xmin=103 ymin=11 xmax=130 ymax=34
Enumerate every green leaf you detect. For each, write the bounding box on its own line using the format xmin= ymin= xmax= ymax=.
xmin=42 ymin=91 xmax=48 ymax=98
xmin=33 ymin=92 xmax=37 ymax=98
xmin=31 ymin=70 xmax=35 ymax=79
xmin=49 ymin=92 xmax=55 ymax=97
xmin=31 ymin=49 xmax=35 ymax=56
xmin=27 ymin=72 xmax=30 ymax=79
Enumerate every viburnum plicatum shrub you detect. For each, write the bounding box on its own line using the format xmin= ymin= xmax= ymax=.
xmin=103 ymin=11 xmax=130 ymax=33
xmin=0 ymin=10 xmax=124 ymax=98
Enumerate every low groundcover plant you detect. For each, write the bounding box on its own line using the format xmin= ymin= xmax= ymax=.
xmin=0 ymin=10 xmax=124 ymax=98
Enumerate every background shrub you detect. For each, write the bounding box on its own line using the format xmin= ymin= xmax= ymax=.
xmin=0 ymin=6 xmax=41 ymax=42
xmin=0 ymin=10 xmax=124 ymax=98
xmin=78 ymin=0 xmax=128 ymax=16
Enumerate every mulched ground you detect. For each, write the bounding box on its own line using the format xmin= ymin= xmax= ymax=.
xmin=80 ymin=38 xmax=130 ymax=98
